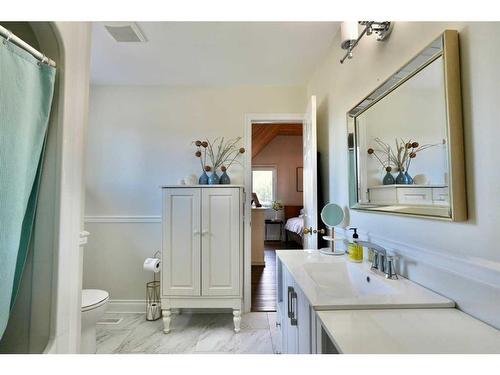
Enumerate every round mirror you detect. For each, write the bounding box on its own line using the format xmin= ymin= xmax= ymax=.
xmin=320 ymin=203 xmax=344 ymax=228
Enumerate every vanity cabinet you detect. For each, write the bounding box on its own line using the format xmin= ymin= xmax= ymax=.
xmin=277 ymin=259 xmax=312 ymax=354
xmin=161 ymin=186 xmax=244 ymax=333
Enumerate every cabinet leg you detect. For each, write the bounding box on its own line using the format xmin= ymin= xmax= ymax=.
xmin=233 ymin=310 xmax=241 ymax=333
xmin=162 ymin=309 xmax=172 ymax=334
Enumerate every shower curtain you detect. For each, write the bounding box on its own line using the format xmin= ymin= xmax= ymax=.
xmin=0 ymin=36 xmax=56 ymax=339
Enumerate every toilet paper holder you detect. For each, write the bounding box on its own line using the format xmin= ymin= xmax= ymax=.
xmin=145 ymin=251 xmax=161 ymax=321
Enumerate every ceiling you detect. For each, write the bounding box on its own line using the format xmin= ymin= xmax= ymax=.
xmin=90 ymin=22 xmax=340 ymax=86
xmin=252 ymin=123 xmax=302 ymax=158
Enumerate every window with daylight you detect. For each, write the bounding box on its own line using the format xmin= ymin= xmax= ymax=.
xmin=252 ymin=166 xmax=277 ymax=207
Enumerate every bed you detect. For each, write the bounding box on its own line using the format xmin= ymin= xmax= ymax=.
xmin=284 ymin=205 xmax=304 ymax=247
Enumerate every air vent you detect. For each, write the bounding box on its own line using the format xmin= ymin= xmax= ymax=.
xmin=104 ymin=22 xmax=147 ymax=43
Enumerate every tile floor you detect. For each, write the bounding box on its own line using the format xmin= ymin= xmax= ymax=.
xmin=96 ymin=311 xmax=280 ymax=354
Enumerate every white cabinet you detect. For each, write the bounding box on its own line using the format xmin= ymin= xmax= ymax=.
xmin=161 ymin=186 xmax=243 ymax=333
xmin=277 ymin=259 xmax=312 ymax=354
xmin=368 ymin=184 xmax=449 ymax=206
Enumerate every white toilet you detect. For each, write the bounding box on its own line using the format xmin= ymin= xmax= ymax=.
xmin=81 ymin=289 xmax=109 ymax=354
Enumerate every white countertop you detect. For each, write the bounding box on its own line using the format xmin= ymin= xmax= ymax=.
xmin=317 ymin=309 xmax=500 ymax=354
xmin=276 ymin=249 xmax=454 ymax=310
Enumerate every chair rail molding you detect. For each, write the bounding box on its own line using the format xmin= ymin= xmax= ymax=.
xmin=84 ymin=215 xmax=161 ymax=223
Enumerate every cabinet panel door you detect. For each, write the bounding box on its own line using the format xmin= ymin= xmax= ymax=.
xmin=296 ymin=285 xmax=311 ymax=354
xmin=162 ymin=188 xmax=201 ymax=296
xmin=284 ymin=271 xmax=298 ymax=354
xmin=201 ymin=188 xmax=241 ymax=296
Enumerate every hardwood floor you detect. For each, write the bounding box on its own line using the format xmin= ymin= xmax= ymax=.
xmin=251 ymin=240 xmax=302 ymax=312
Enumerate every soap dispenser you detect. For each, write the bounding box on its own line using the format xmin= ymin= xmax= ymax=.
xmin=348 ymin=227 xmax=363 ymax=262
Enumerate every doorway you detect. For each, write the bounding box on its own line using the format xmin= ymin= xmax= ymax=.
xmin=250 ymin=123 xmax=304 ymax=311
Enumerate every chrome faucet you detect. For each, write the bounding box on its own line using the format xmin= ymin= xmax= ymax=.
xmin=354 ymin=240 xmax=398 ymax=279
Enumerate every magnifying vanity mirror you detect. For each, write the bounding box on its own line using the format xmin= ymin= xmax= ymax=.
xmin=319 ymin=203 xmax=345 ymax=255
xmin=347 ymin=30 xmax=467 ymax=221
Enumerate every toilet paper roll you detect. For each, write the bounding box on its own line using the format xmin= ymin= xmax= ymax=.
xmin=143 ymin=258 xmax=161 ymax=273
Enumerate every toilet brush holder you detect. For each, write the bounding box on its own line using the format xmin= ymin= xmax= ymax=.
xmin=146 ymin=280 xmax=161 ymax=321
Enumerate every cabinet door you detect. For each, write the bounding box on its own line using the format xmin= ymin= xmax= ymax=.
xmin=162 ymin=188 xmax=201 ymax=296
xmin=296 ymin=285 xmax=311 ymax=354
xmin=201 ymin=188 xmax=241 ymax=296
xmin=284 ymin=271 xmax=298 ymax=354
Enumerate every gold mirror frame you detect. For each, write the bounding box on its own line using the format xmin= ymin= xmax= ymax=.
xmin=347 ymin=30 xmax=466 ymax=221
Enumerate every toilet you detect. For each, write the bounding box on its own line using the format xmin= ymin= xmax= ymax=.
xmin=81 ymin=289 xmax=109 ymax=354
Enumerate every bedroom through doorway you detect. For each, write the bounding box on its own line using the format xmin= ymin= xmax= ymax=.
xmin=250 ymin=122 xmax=304 ymax=312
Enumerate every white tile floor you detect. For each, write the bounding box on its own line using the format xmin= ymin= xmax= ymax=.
xmin=96 ymin=312 xmax=280 ymax=354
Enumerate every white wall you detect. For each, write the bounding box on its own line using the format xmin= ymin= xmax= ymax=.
xmin=308 ymin=22 xmax=500 ymax=328
xmin=83 ymin=85 xmax=306 ymax=302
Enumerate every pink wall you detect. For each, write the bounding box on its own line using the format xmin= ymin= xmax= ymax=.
xmin=253 ymin=135 xmax=303 ymax=206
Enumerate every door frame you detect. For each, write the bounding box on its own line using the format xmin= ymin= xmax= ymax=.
xmin=243 ymin=113 xmax=304 ymax=313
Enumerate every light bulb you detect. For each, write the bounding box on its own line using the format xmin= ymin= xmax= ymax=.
xmin=340 ymin=21 xmax=359 ymax=50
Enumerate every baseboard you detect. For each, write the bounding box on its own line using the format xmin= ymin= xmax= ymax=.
xmin=107 ymin=299 xmax=146 ymax=313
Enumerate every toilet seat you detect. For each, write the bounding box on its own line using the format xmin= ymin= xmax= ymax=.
xmin=82 ymin=289 xmax=109 ymax=312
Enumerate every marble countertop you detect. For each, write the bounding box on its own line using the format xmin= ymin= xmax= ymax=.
xmin=276 ymin=249 xmax=454 ymax=310
xmin=316 ymin=308 xmax=500 ymax=354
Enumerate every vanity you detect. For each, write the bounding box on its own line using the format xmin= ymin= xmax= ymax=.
xmin=276 ymin=250 xmax=500 ymax=354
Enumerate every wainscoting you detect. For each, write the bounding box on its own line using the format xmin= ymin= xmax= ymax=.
xmin=83 ymin=215 xmax=500 ymax=329
xmin=83 ymin=216 xmax=162 ymax=304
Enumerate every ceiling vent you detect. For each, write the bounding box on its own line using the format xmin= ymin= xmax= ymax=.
xmin=104 ymin=22 xmax=147 ymax=43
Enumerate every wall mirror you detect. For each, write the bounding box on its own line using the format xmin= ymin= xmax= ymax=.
xmin=347 ymin=30 xmax=466 ymax=221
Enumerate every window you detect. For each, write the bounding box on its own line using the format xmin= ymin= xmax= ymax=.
xmin=252 ymin=166 xmax=277 ymax=207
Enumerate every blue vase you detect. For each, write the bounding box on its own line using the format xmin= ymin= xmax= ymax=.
xmin=396 ymin=171 xmax=407 ymax=184
xmin=396 ymin=171 xmax=412 ymax=184
xmin=199 ymin=171 xmax=209 ymax=185
xmin=405 ymin=171 xmax=414 ymax=184
xmin=208 ymin=171 xmax=219 ymax=185
xmin=219 ymin=171 xmax=231 ymax=184
xmin=383 ymin=171 xmax=395 ymax=185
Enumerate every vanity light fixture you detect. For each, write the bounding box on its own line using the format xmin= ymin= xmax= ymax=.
xmin=340 ymin=21 xmax=393 ymax=64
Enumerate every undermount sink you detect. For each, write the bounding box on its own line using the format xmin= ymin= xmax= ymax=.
xmin=276 ymin=250 xmax=455 ymax=310
xmin=302 ymin=262 xmax=396 ymax=297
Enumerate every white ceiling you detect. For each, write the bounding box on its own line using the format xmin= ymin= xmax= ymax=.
xmin=90 ymin=22 xmax=340 ymax=86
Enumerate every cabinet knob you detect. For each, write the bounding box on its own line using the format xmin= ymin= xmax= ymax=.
xmin=275 ymin=321 xmax=281 ymax=328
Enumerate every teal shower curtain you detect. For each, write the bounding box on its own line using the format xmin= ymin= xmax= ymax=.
xmin=0 ymin=36 xmax=56 ymax=339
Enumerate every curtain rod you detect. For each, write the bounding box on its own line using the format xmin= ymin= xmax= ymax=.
xmin=0 ymin=25 xmax=56 ymax=67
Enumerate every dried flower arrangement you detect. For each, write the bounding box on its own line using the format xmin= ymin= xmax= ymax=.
xmin=368 ymin=138 xmax=440 ymax=173
xmin=367 ymin=137 xmax=441 ymax=184
xmin=271 ymin=201 xmax=284 ymax=212
xmin=194 ymin=137 xmax=246 ymax=184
